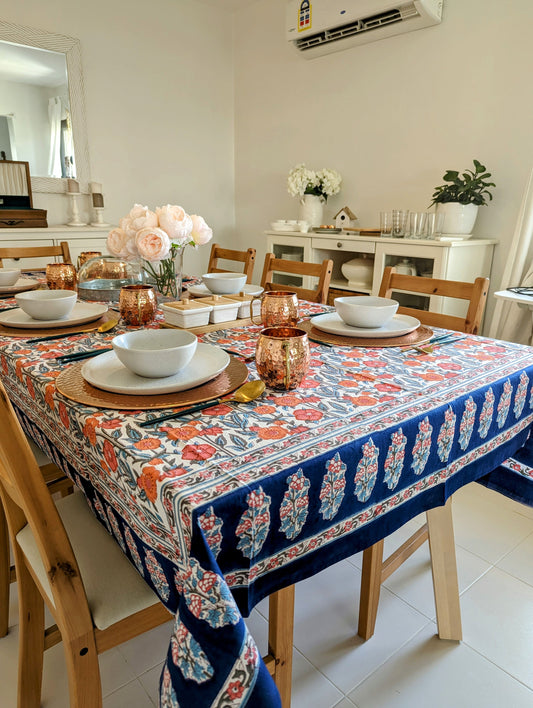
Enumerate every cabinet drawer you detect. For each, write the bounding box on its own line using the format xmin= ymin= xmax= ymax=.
xmin=311 ymin=237 xmax=375 ymax=254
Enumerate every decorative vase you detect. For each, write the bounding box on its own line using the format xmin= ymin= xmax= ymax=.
xmin=299 ymin=194 xmax=324 ymax=227
xmin=142 ymin=247 xmax=183 ymax=300
xmin=436 ymin=203 xmax=479 ymax=237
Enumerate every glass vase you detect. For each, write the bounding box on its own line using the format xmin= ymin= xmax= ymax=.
xmin=143 ymin=247 xmax=183 ymax=301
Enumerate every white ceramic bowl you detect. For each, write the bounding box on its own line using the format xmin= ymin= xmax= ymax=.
xmin=334 ymin=296 xmax=399 ymax=328
xmin=15 ymin=289 xmax=77 ymax=321
xmin=0 ymin=268 xmax=21 ymax=286
xmin=201 ymin=272 xmax=247 ymax=295
xmin=340 ymin=258 xmax=373 ymax=286
xmin=112 ymin=329 xmax=198 ymax=378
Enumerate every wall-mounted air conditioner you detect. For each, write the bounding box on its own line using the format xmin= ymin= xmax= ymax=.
xmin=287 ymin=0 xmax=443 ymax=59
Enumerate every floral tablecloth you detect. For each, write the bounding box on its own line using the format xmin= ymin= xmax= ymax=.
xmin=1 ymin=296 xmax=533 ymax=707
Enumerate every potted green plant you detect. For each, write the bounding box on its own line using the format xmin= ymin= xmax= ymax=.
xmin=430 ymin=159 xmax=495 ymax=237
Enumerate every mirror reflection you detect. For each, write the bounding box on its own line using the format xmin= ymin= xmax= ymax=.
xmin=0 ymin=41 xmax=75 ymax=179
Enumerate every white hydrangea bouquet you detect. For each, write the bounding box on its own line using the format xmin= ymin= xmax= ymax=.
xmin=287 ymin=164 xmax=342 ymax=201
xmin=107 ymin=204 xmax=212 ymax=298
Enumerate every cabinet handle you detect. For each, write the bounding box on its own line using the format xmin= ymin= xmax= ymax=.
xmin=337 ymin=242 xmax=343 ymax=248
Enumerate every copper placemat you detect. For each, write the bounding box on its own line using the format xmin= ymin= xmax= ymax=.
xmin=0 ymin=312 xmax=114 ymax=338
xmin=55 ymin=356 xmax=249 ymax=410
xmin=300 ymin=320 xmax=434 ymax=348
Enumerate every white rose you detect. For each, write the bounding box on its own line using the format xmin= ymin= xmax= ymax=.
xmin=190 ymin=214 xmax=213 ymax=246
xmin=156 ymin=204 xmax=193 ymax=246
xmin=135 ymin=227 xmax=172 ymax=262
xmin=107 ymin=228 xmax=132 ymax=259
xmin=119 ymin=204 xmax=158 ymax=238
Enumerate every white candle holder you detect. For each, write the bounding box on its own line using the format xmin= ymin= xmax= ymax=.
xmin=90 ymin=207 xmax=110 ymax=228
xmin=67 ymin=193 xmax=87 ymax=226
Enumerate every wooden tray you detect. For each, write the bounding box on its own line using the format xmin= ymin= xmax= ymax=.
xmin=55 ymin=356 xmax=249 ymax=410
xmin=300 ymin=320 xmax=433 ymax=348
xmin=161 ymin=317 xmax=256 ymax=335
xmin=0 ymin=312 xmax=114 ymax=338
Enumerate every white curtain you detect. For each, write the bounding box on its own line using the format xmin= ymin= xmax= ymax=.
xmin=489 ymin=167 xmax=533 ymax=344
xmin=47 ymin=97 xmax=62 ymax=178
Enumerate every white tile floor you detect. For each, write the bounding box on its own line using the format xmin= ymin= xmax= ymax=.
xmin=1 ymin=482 xmax=532 ymax=707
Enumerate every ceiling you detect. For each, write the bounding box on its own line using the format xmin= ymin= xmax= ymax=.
xmin=0 ymin=42 xmax=67 ymax=87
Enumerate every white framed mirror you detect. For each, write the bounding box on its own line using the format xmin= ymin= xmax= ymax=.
xmin=0 ymin=20 xmax=90 ymax=194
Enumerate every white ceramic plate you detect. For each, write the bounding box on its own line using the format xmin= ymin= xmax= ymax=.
xmin=187 ymin=283 xmax=264 ymax=297
xmin=310 ymin=312 xmax=421 ymax=338
xmin=0 ymin=278 xmax=39 ymax=295
xmin=0 ymin=302 xmax=108 ymax=329
xmin=82 ymin=343 xmax=230 ymax=395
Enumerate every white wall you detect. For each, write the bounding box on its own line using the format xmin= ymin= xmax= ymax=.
xmin=0 ymin=78 xmax=50 ymax=175
xmin=2 ymin=0 xmax=236 ymax=276
xmin=233 ymin=0 xmax=533 ymax=328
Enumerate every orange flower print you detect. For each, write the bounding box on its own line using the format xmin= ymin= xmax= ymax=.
xmin=44 ymin=383 xmax=55 ymax=411
xmin=103 ymin=439 xmax=118 ymax=473
xmin=275 ymin=395 xmax=301 ymax=407
xmin=164 ymin=424 xmax=201 ymax=441
xmin=134 ymin=438 xmax=161 ymax=450
xmin=83 ymin=417 xmax=99 ymax=445
xmin=58 ymin=401 xmax=70 ymax=429
xmin=137 ymin=465 xmax=160 ymax=502
xmin=350 ymin=395 xmax=378 ymax=407
xmin=251 ymin=425 xmax=289 ymax=440
xmin=182 ymin=444 xmax=216 ymax=461
xmin=294 ymin=409 xmax=322 ymax=421
xmin=253 ymin=404 xmax=277 ymax=415
xmin=15 ymin=359 xmax=24 ymax=381
xmin=1 ymin=355 xmax=7 ymax=375
xmin=26 ymin=376 xmax=35 ymax=400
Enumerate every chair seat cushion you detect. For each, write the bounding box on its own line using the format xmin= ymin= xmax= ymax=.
xmin=16 ymin=492 xmax=162 ymax=630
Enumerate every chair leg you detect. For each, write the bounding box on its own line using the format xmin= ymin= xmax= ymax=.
xmin=268 ymin=585 xmax=295 ymax=708
xmin=63 ymin=634 xmax=102 ymax=708
xmin=0 ymin=501 xmax=8 ymax=637
xmin=357 ymin=539 xmax=384 ymax=640
xmin=17 ymin=560 xmax=45 ymax=708
xmin=427 ymin=498 xmax=462 ymax=640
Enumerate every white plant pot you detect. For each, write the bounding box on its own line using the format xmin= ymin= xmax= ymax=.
xmin=298 ymin=194 xmax=324 ymax=227
xmin=436 ymin=203 xmax=479 ymax=237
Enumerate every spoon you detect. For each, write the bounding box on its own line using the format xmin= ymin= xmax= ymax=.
xmin=139 ymin=380 xmax=266 ymax=427
xmin=26 ymin=318 xmax=120 ymax=343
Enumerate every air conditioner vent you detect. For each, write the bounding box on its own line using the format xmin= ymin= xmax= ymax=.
xmin=292 ymin=1 xmax=433 ymax=55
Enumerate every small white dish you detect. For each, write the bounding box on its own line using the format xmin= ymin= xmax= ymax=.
xmin=310 ymin=312 xmax=420 ymax=338
xmin=0 ymin=302 xmax=108 ymax=329
xmin=187 ymin=283 xmax=263 ymax=298
xmin=0 ymin=277 xmax=39 ymax=295
xmin=112 ymin=329 xmax=198 ymax=378
xmin=201 ymin=272 xmax=248 ymax=295
xmin=15 ymin=289 xmax=77 ymax=321
xmin=82 ymin=344 xmax=230 ymax=395
xmin=334 ymin=296 xmax=399 ymax=328
xmin=161 ymin=301 xmax=213 ymax=328
xmin=0 ymin=268 xmax=21 ymax=286
xmin=195 ymin=296 xmax=240 ymax=323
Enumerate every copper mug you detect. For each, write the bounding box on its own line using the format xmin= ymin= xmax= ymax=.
xmin=46 ymin=263 xmax=77 ymax=291
xmin=250 ymin=291 xmax=299 ymax=328
xmin=77 ymin=251 xmax=102 ymax=269
xmin=119 ymin=285 xmax=157 ymax=326
xmin=255 ymin=327 xmax=310 ymax=390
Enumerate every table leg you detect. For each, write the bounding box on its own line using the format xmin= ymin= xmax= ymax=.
xmin=427 ymin=498 xmax=462 ymax=640
xmin=264 ymin=585 xmax=295 ymax=708
xmin=357 ymin=539 xmax=384 ymax=640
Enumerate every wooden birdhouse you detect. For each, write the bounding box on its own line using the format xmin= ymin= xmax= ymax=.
xmin=334 ymin=206 xmax=357 ymax=230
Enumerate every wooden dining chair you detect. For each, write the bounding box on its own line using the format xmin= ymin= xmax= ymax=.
xmin=0 ymin=241 xmax=72 ymax=267
xmin=358 ymin=266 xmax=489 ymax=640
xmin=0 ymin=437 xmax=71 ymax=639
xmin=207 ymin=243 xmax=256 ymax=284
xmin=0 ymin=382 xmax=172 ymax=707
xmin=261 ymin=254 xmax=334 ymax=305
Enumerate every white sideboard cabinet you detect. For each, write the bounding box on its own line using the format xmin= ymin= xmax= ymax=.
xmin=0 ymin=226 xmax=110 ymax=268
xmin=265 ymin=231 xmax=497 ymax=317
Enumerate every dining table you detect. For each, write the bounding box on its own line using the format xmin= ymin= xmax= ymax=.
xmin=1 ymin=280 xmax=533 ymax=708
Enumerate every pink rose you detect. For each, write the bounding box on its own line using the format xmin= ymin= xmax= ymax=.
xmin=190 ymin=214 xmax=213 ymax=246
xmin=156 ymin=204 xmax=193 ymax=246
xmin=119 ymin=203 xmax=158 ymax=239
xmin=107 ymin=228 xmax=132 ymax=259
xmin=135 ymin=227 xmax=171 ymax=262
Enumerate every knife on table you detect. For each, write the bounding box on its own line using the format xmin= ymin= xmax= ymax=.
xmin=55 ymin=347 xmax=112 ymax=363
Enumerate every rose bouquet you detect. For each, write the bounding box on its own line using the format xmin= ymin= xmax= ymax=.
xmin=287 ymin=164 xmax=342 ymax=201
xmin=107 ymin=204 xmax=212 ymax=298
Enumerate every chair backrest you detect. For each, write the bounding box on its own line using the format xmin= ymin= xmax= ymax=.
xmin=0 ymin=240 xmax=72 ymax=268
xmin=0 ymin=382 xmax=93 ymax=633
xmin=378 ymin=266 xmax=489 ymax=334
xmin=260 ymin=254 xmax=333 ymax=304
xmin=207 ymin=243 xmax=256 ymax=284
